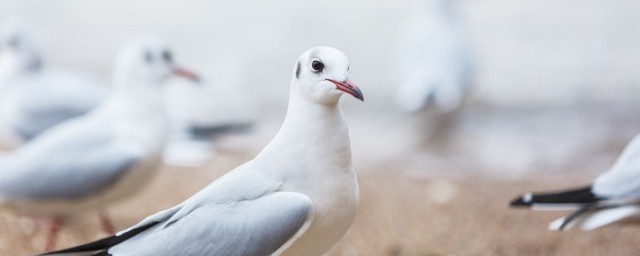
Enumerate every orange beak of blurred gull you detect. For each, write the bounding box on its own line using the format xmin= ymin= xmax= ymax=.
xmin=172 ymin=66 xmax=201 ymax=83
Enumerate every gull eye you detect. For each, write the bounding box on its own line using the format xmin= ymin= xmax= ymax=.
xmin=162 ymin=50 xmax=173 ymax=63
xmin=144 ymin=51 xmax=153 ymax=63
xmin=311 ymin=60 xmax=324 ymax=72
xmin=7 ymin=36 xmax=19 ymax=48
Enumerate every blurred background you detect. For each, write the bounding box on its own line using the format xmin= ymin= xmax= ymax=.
xmin=1 ymin=0 xmax=640 ymax=255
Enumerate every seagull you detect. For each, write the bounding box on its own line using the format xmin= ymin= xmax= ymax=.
xmin=510 ymin=134 xmax=640 ymax=231
xmin=0 ymin=19 xmax=109 ymax=146
xmin=41 ymin=46 xmax=364 ymax=256
xmin=394 ymin=0 xmax=474 ymax=113
xmin=0 ymin=35 xmax=199 ymax=251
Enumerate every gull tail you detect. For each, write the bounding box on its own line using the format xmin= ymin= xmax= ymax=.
xmin=549 ymin=205 xmax=640 ymax=231
xmin=510 ymin=185 xmax=601 ymax=210
xmin=187 ymin=122 xmax=253 ymax=141
xmin=39 ymin=221 xmax=159 ymax=256
xmin=510 ymin=185 xmax=640 ymax=231
xmin=548 ymin=206 xmax=592 ymax=231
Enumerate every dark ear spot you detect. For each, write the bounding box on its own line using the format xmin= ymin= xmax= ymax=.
xmin=295 ymin=61 xmax=301 ymax=79
xmin=7 ymin=36 xmax=19 ymax=48
xmin=144 ymin=50 xmax=153 ymax=63
xmin=162 ymin=50 xmax=173 ymax=63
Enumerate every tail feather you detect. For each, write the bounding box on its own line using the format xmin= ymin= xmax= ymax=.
xmin=510 ymin=185 xmax=601 ymax=209
xmin=188 ymin=122 xmax=253 ymax=141
xmin=510 ymin=185 xmax=640 ymax=231
xmin=580 ymin=205 xmax=640 ymax=230
xmin=548 ymin=204 xmax=640 ymax=231
xmin=40 ymin=221 xmax=159 ymax=255
xmin=549 ymin=217 xmax=572 ymax=231
xmin=555 ymin=206 xmax=592 ymax=231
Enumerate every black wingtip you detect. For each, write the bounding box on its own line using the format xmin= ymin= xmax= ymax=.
xmin=39 ymin=221 xmax=159 ymax=255
xmin=188 ymin=122 xmax=254 ymax=140
xmin=508 ymin=185 xmax=600 ymax=208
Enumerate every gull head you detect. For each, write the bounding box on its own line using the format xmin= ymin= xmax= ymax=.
xmin=293 ymin=46 xmax=363 ymax=105
xmin=114 ymin=35 xmax=199 ymax=88
xmin=0 ymin=18 xmax=43 ymax=73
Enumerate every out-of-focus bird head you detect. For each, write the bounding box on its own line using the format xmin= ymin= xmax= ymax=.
xmin=114 ymin=35 xmax=199 ymax=89
xmin=292 ymin=46 xmax=363 ymax=105
xmin=0 ymin=18 xmax=43 ymax=74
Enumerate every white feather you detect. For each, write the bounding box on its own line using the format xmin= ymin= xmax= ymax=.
xmin=580 ymin=206 xmax=640 ymax=230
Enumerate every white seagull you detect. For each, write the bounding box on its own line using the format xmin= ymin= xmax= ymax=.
xmin=0 ymin=19 xmax=109 ymax=146
xmin=395 ymin=0 xmax=474 ymax=113
xmin=41 ymin=46 xmax=364 ymax=256
xmin=511 ymin=134 xmax=640 ymax=231
xmin=0 ymin=36 xmax=199 ymax=251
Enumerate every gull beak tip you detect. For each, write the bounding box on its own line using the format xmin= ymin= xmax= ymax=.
xmin=329 ymin=79 xmax=364 ymax=102
xmin=355 ymin=89 xmax=364 ymax=102
xmin=173 ymin=67 xmax=202 ymax=84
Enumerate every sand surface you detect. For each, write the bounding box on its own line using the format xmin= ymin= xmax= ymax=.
xmin=2 ymin=147 xmax=639 ymax=256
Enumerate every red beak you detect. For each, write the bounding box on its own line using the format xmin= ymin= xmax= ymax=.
xmin=172 ymin=66 xmax=201 ymax=83
xmin=327 ymin=79 xmax=364 ymax=101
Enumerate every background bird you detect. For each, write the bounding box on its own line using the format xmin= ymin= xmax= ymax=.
xmin=394 ymin=0 xmax=474 ymax=113
xmin=393 ymin=0 xmax=475 ymax=149
xmin=41 ymin=46 xmax=363 ymax=256
xmin=0 ymin=18 xmax=109 ymax=147
xmin=0 ymin=19 xmax=248 ymax=167
xmin=0 ymin=35 xmax=199 ymax=251
xmin=510 ymin=133 xmax=640 ymax=231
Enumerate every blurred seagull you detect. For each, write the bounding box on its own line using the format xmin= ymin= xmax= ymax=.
xmin=42 ymin=46 xmax=363 ymax=256
xmin=0 ymin=19 xmax=242 ymax=167
xmin=163 ymin=121 xmax=253 ymax=167
xmin=162 ymin=82 xmax=254 ymax=167
xmin=0 ymin=19 xmax=109 ymax=146
xmin=0 ymin=36 xmax=199 ymax=251
xmin=511 ymin=134 xmax=640 ymax=231
xmin=395 ymin=0 xmax=474 ymax=113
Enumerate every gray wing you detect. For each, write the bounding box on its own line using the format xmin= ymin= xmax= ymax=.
xmin=41 ymin=192 xmax=313 ymax=256
xmin=0 ymin=128 xmax=145 ymax=200
xmin=13 ymin=105 xmax=91 ymax=140
xmin=110 ymin=192 xmax=313 ymax=256
xmin=10 ymin=77 xmax=107 ymax=140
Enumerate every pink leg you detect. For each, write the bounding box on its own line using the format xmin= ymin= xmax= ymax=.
xmin=44 ymin=217 xmax=63 ymax=252
xmin=98 ymin=211 xmax=115 ymax=235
